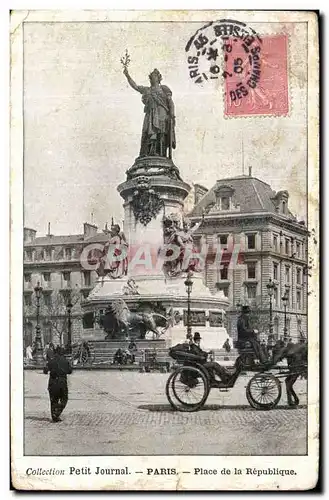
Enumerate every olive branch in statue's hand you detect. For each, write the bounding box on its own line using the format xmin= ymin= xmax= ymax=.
xmin=120 ymin=49 xmax=131 ymax=73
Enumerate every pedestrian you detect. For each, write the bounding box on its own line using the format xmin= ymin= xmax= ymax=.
xmin=43 ymin=346 xmax=72 ymax=422
xmin=128 ymin=340 xmax=137 ymax=363
xmin=26 ymin=344 xmax=34 ymax=361
xmin=260 ymin=339 xmax=268 ymax=358
xmin=46 ymin=342 xmax=55 ymax=362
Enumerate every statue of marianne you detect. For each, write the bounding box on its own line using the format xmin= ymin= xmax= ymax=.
xmin=123 ymin=67 xmax=176 ymax=158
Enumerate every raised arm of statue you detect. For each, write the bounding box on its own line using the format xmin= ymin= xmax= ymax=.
xmin=123 ymin=67 xmax=145 ymax=94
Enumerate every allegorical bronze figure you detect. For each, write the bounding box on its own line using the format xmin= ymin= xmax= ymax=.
xmin=122 ymin=52 xmax=176 ymax=158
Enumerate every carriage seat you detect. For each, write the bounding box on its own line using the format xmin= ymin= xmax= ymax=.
xmin=168 ymin=344 xmax=207 ymax=365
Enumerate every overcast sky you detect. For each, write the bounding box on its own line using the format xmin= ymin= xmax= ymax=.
xmin=23 ymin=20 xmax=307 ymax=236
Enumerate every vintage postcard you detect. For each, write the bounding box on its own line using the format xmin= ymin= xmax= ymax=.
xmin=10 ymin=9 xmax=319 ymax=491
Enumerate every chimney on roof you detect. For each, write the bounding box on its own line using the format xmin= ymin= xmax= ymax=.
xmin=194 ymin=184 xmax=208 ymax=205
xmin=84 ymin=222 xmax=98 ymax=239
xmin=47 ymin=222 xmax=53 ymax=237
xmin=248 ymin=166 xmax=252 ymax=177
xmin=23 ymin=228 xmax=36 ymax=243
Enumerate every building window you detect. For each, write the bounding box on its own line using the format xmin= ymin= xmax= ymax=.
xmin=220 ymin=264 xmax=229 ymax=280
xmin=83 ymin=271 xmax=91 ymax=287
xmin=282 ymin=201 xmax=286 ymax=214
xmin=83 ymin=312 xmax=94 ymax=329
xmin=285 ymin=265 xmax=290 ymax=284
xmin=65 ymin=247 xmax=72 ymax=260
xmin=247 ymin=262 xmax=256 ymax=279
xmin=43 ymin=293 xmax=52 ymax=307
xmin=296 ymin=290 xmax=302 ymax=310
xmin=247 ymin=234 xmax=256 ymax=249
xmin=285 ymin=287 xmax=291 ymax=307
xmin=246 ymin=285 xmax=257 ymax=299
xmin=274 ymin=317 xmax=279 ymax=339
xmin=24 ymin=294 xmax=32 ymax=307
xmin=63 ymin=271 xmax=71 ymax=285
xmin=296 ymin=268 xmax=302 ymax=285
xmin=296 ymin=241 xmax=301 ymax=258
xmin=285 ymin=238 xmax=290 ymax=255
xmin=273 ymin=263 xmax=278 ymax=281
xmin=43 ymin=272 xmax=51 ymax=282
xmin=221 ymin=196 xmax=230 ymax=210
xmin=24 ymin=273 xmax=32 ymax=283
xmin=273 ymin=287 xmax=279 ymax=307
xmin=273 ymin=234 xmax=279 ymax=252
xmin=219 ymin=234 xmax=228 ymax=249
xmin=24 ymin=250 xmax=30 ymax=261
xmin=43 ymin=248 xmax=52 ymax=261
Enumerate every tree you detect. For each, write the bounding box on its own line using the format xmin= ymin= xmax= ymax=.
xmin=40 ymin=288 xmax=81 ymax=346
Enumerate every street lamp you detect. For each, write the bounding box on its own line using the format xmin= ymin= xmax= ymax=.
xmin=33 ymin=281 xmax=43 ymax=365
xmin=266 ymin=278 xmax=276 ymax=337
xmin=65 ymin=288 xmax=73 ymax=354
xmin=282 ymin=289 xmax=289 ymax=342
xmin=184 ymin=271 xmax=193 ymax=336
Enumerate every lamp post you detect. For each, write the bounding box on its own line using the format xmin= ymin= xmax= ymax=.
xmin=282 ymin=289 xmax=289 ymax=342
xmin=65 ymin=288 xmax=73 ymax=354
xmin=184 ymin=271 xmax=193 ymax=336
xmin=33 ymin=281 xmax=44 ymax=365
xmin=266 ymin=278 xmax=276 ymax=338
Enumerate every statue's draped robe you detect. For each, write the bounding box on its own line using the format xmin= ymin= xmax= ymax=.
xmin=137 ymin=84 xmax=176 ymax=156
xmin=100 ymin=233 xmax=128 ymax=279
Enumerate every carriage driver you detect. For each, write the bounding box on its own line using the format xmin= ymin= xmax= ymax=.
xmin=237 ymin=305 xmax=267 ymax=363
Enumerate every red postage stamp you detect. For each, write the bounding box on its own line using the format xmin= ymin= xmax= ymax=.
xmin=224 ymin=34 xmax=289 ymax=117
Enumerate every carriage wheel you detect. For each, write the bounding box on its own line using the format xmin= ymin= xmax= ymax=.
xmin=246 ymin=373 xmax=282 ymax=410
xmin=165 ymin=366 xmax=210 ymax=412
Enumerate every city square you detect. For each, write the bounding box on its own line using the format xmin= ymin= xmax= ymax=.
xmin=24 ymin=370 xmax=307 ymax=456
xmin=18 ymin=15 xmax=312 ymax=479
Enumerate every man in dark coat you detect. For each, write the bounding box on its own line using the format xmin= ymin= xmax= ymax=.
xmin=43 ymin=346 xmax=72 ymax=422
xmin=237 ymin=306 xmax=267 ymax=363
xmin=190 ymin=332 xmax=231 ymax=384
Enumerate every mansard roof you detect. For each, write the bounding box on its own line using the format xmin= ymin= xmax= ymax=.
xmin=189 ymin=175 xmax=296 ymax=219
xmin=24 ymin=232 xmax=109 ymax=247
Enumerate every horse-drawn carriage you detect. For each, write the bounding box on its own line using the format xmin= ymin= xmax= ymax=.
xmin=165 ymin=340 xmax=307 ymax=412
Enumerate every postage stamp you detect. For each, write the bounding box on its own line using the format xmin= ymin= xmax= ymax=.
xmin=185 ymin=19 xmax=289 ymax=116
xmin=10 ymin=9 xmax=319 ymax=492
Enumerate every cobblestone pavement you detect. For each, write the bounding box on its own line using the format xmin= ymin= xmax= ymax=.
xmin=24 ymin=370 xmax=307 ymax=456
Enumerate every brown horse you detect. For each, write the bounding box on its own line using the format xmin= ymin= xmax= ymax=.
xmin=272 ymin=342 xmax=307 ymax=407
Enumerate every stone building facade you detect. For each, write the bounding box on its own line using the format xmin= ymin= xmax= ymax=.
xmin=188 ymin=171 xmax=308 ymax=341
xmin=23 ymin=223 xmax=109 ymax=350
xmin=23 ymin=173 xmax=308 ymax=347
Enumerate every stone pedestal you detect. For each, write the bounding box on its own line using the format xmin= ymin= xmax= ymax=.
xmin=82 ymin=155 xmax=232 ymax=350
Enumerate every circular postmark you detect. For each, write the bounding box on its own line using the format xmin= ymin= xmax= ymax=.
xmin=185 ymin=19 xmax=262 ymax=106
